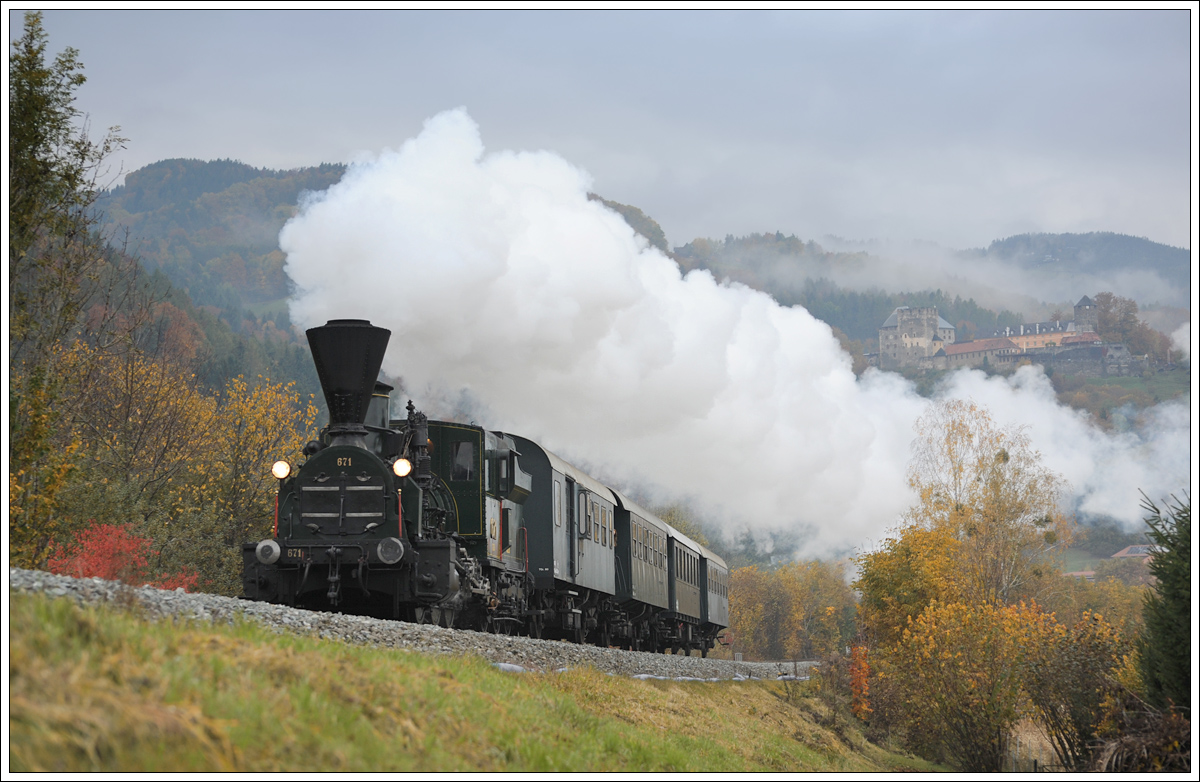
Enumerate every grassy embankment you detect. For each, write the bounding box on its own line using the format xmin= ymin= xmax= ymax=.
xmin=9 ymin=591 xmax=937 ymax=773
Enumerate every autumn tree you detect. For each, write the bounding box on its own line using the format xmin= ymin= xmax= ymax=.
xmin=1022 ymin=611 xmax=1126 ymax=770
xmin=8 ymin=11 xmax=149 ymax=565
xmin=728 ymin=565 xmax=777 ymax=660
xmin=729 ymin=560 xmax=856 ymax=661
xmin=903 ymin=399 xmax=1073 ymax=605
xmin=850 ymin=400 xmax=1137 ymax=772
xmin=1045 ymin=572 xmax=1146 ymax=642
xmin=855 ymin=522 xmax=959 ymax=649
xmin=158 ymin=375 xmax=319 ymax=590
xmin=1092 ymin=291 xmax=1170 ymax=360
xmin=7 ymin=14 xmax=321 ymax=594
xmin=886 ymin=601 xmax=1041 ymax=771
xmin=858 ymin=399 xmax=1073 ymax=649
xmin=653 ymin=505 xmax=710 ymax=547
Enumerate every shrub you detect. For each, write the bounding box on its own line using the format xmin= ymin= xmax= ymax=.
xmin=46 ymin=521 xmax=200 ymax=592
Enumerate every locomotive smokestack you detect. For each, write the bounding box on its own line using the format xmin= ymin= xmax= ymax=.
xmin=307 ymin=319 xmax=392 ymax=433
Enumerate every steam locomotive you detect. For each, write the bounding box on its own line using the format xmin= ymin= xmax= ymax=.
xmin=242 ymin=319 xmax=729 ymax=655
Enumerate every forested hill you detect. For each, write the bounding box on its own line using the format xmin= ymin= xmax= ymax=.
xmin=968 ymin=232 xmax=1190 ymax=291
xmin=100 ymin=159 xmax=345 ymax=330
xmin=100 ymin=159 xmax=1179 ymax=372
xmin=673 ymin=233 xmax=1025 ymax=344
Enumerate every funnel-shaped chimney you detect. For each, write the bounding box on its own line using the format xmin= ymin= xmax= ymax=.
xmin=307 ymin=319 xmax=391 ymax=427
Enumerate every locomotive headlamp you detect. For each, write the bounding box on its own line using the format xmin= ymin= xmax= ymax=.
xmin=392 ymin=458 xmax=413 ymax=477
xmin=256 ymin=539 xmax=282 ymax=565
xmin=377 ymin=537 xmax=405 ymax=565
xmin=271 ymin=460 xmax=291 ymax=480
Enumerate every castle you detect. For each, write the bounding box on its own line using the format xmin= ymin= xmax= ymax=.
xmin=876 ymin=307 xmax=957 ymax=371
xmin=875 ymin=296 xmax=1139 ymax=377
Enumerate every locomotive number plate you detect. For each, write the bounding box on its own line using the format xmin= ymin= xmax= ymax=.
xmin=337 ymin=457 xmax=353 ymax=467
xmin=287 ymin=548 xmax=308 ymax=560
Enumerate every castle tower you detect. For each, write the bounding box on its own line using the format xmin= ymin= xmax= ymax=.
xmin=878 ymin=307 xmax=954 ymax=370
xmin=1074 ymin=295 xmax=1098 ymax=334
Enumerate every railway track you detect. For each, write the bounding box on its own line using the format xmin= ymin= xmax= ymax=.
xmin=10 ymin=568 xmax=814 ymax=681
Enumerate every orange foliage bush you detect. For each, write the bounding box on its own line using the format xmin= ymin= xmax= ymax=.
xmin=46 ymin=521 xmax=200 ymax=592
xmin=850 ymin=644 xmax=872 ymax=720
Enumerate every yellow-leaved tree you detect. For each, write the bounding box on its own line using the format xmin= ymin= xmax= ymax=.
xmin=853 ymin=399 xmax=1137 ymax=772
xmin=901 ymin=398 xmax=1073 ymax=606
xmin=159 ymin=375 xmax=319 ymax=590
xmin=729 ymin=560 xmax=856 ymax=661
xmin=887 ymin=600 xmax=1041 ymax=771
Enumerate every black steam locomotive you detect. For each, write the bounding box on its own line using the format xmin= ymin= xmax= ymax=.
xmin=242 ymin=319 xmax=729 ymax=655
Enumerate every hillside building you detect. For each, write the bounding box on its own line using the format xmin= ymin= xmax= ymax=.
xmin=877 ymin=307 xmax=956 ymax=371
xmin=876 ymin=296 xmax=1142 ymax=377
xmin=924 ymin=337 xmax=1021 ymax=371
xmin=981 ymin=296 xmax=1099 ymax=349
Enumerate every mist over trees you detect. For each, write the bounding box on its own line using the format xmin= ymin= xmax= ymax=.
xmin=972 ymin=232 xmax=1189 ymax=292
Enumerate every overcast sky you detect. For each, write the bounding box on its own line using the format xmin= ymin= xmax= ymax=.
xmin=9 ymin=8 xmax=1196 ymax=251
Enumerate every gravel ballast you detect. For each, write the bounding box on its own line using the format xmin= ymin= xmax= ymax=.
xmin=9 ymin=568 xmax=814 ymax=682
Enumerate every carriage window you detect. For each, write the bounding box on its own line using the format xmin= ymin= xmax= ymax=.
xmin=554 ymin=480 xmax=562 ymax=527
xmin=451 ymin=441 xmax=475 ymax=481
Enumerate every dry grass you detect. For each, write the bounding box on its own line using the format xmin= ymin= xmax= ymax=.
xmin=1007 ymin=718 xmax=1062 ymax=772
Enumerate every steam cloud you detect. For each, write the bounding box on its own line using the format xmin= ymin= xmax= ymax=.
xmin=1171 ymin=322 xmax=1190 ymax=361
xmin=282 ymin=109 xmax=1190 ymax=557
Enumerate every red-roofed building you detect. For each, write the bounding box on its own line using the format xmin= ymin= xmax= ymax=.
xmin=922 ymin=337 xmax=1021 ymax=370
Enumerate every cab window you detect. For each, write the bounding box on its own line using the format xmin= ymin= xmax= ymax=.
xmin=451 ymin=441 xmax=475 ymax=481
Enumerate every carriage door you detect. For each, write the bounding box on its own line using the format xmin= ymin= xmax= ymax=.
xmin=566 ymin=477 xmax=577 ymax=579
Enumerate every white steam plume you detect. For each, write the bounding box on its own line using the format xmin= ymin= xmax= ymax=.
xmin=1170 ymin=322 xmax=1190 ymax=361
xmin=282 ymin=109 xmax=1191 ymax=557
